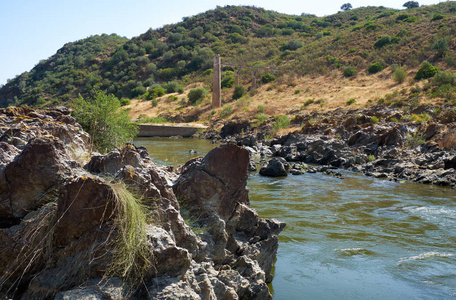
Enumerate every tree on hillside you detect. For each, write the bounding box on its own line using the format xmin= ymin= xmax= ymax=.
xmin=341 ymin=3 xmax=352 ymax=11
xmin=72 ymin=91 xmax=138 ymax=153
xmin=403 ymin=1 xmax=419 ymax=9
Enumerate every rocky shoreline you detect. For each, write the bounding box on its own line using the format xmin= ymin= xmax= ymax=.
xmin=0 ymin=107 xmax=284 ymax=299
xmin=206 ymin=104 xmax=456 ymax=188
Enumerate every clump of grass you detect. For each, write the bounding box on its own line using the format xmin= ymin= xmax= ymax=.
xmin=219 ymin=105 xmax=233 ymax=118
xmin=370 ymin=116 xmax=380 ymax=123
xmin=257 ymin=105 xmax=265 ymax=113
xmin=107 ymin=182 xmax=153 ymax=281
xmin=409 ymin=113 xmax=431 ymax=123
xmin=346 ymin=98 xmax=356 ymax=105
xmin=405 ymin=133 xmax=425 ymax=148
xmin=368 ymin=155 xmax=376 ymax=162
xmin=252 ymin=113 xmax=268 ymax=127
xmin=301 ymin=99 xmax=314 ymax=109
xmin=273 ymin=115 xmax=290 ymax=131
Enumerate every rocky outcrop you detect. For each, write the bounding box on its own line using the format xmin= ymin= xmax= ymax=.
xmin=0 ymin=107 xmax=285 ymax=299
xmin=218 ymin=105 xmax=456 ymax=188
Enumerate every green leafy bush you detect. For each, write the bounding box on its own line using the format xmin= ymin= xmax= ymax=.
xmin=262 ymin=73 xmax=276 ymax=83
xmin=120 ymin=98 xmax=131 ymax=106
xmin=146 ymin=87 xmax=166 ymax=99
xmin=151 ymin=99 xmax=158 ymax=107
xmin=346 ymin=99 xmax=356 ymax=105
xmin=233 ymin=85 xmax=246 ymax=100
xmin=433 ymin=71 xmax=456 ymax=87
xmin=415 ymin=61 xmax=439 ymax=80
xmin=163 ymin=81 xmax=182 ymax=93
xmin=188 ymin=87 xmax=208 ymax=104
xmin=343 ymin=66 xmax=356 ymax=77
xmin=221 ymin=76 xmax=235 ymax=88
xmin=393 ymin=66 xmax=407 ymax=83
xmin=368 ymin=62 xmax=384 ymax=74
xmin=72 ymin=91 xmax=138 ymax=153
xmin=374 ymin=35 xmax=395 ymax=48
xmin=431 ymin=14 xmax=445 ymax=21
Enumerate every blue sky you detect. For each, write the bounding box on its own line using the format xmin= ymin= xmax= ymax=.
xmin=0 ymin=0 xmax=445 ymax=85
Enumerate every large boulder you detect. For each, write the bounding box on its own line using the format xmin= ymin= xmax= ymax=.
xmin=259 ymin=157 xmax=290 ymax=177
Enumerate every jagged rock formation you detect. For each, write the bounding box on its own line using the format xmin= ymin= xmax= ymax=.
xmin=0 ymin=107 xmax=285 ymax=299
xmin=219 ymin=105 xmax=456 ymax=187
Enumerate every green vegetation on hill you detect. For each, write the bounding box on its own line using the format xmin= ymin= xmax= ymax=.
xmin=1 ymin=3 xmax=456 ymax=108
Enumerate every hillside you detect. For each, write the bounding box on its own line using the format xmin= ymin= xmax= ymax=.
xmin=0 ymin=3 xmax=455 ymax=122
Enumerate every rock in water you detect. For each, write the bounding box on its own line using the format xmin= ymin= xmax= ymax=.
xmin=259 ymin=157 xmax=290 ymax=177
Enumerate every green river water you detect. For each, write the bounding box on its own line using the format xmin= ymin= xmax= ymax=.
xmin=134 ymin=137 xmax=456 ymax=299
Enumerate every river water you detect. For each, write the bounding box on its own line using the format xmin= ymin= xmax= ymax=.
xmin=134 ymin=137 xmax=456 ymax=299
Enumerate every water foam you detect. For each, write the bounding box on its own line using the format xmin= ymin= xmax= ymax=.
xmin=398 ymin=252 xmax=454 ymax=263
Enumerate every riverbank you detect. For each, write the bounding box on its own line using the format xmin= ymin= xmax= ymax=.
xmin=200 ymin=104 xmax=456 ymax=188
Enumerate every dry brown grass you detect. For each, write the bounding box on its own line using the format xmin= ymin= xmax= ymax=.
xmin=125 ymin=66 xmax=442 ymax=124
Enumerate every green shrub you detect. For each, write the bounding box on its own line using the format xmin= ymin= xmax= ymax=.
xmin=219 ymin=105 xmax=233 ymax=118
xmin=431 ymin=14 xmax=445 ymax=21
xmin=433 ymin=71 xmax=456 ymax=87
xmin=294 ymin=89 xmax=301 ymax=94
xmin=393 ymin=66 xmax=407 ymax=83
xmin=262 ymin=73 xmax=276 ymax=83
xmin=280 ymin=39 xmax=303 ymax=51
xmin=273 ymin=115 xmax=290 ymax=130
xmin=163 ymin=81 xmax=182 ymax=93
xmin=252 ymin=113 xmax=268 ymax=127
xmin=233 ymin=85 xmax=246 ymax=100
xmin=370 ymin=116 xmax=380 ymax=123
xmin=432 ymin=37 xmax=449 ymax=58
xmin=120 ymin=98 xmax=131 ymax=106
xmin=151 ymin=99 xmax=158 ymax=107
xmin=188 ymin=87 xmax=208 ymax=104
xmin=343 ymin=66 xmax=356 ymax=77
xmin=368 ymin=62 xmax=384 ymax=74
xmin=374 ymin=35 xmax=392 ymax=48
xmin=72 ymin=92 xmax=138 ymax=153
xmin=415 ymin=61 xmax=440 ymax=80
xmin=221 ymin=76 xmax=235 ymax=88
xmin=346 ymin=99 xmax=356 ymax=105
xmin=404 ymin=16 xmax=418 ymax=22
xmin=146 ymin=87 xmax=166 ymax=99
xmin=405 ymin=133 xmax=425 ymax=148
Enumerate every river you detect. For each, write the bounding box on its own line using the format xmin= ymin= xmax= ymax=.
xmin=134 ymin=137 xmax=456 ymax=299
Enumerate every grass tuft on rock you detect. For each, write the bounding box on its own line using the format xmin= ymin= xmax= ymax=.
xmin=107 ymin=182 xmax=153 ymax=282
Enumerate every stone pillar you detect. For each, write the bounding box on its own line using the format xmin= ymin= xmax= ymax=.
xmin=212 ymin=55 xmax=221 ymax=109
xmin=235 ymin=68 xmax=240 ymax=87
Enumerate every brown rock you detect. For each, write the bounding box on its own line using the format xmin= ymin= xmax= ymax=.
xmin=5 ymin=136 xmax=71 ymax=217
xmin=53 ymin=177 xmax=115 ymax=247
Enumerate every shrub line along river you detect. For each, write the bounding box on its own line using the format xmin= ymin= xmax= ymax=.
xmin=134 ymin=137 xmax=456 ymax=300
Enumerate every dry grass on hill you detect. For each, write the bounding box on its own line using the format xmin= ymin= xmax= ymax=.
xmin=125 ymin=65 xmax=446 ymax=126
